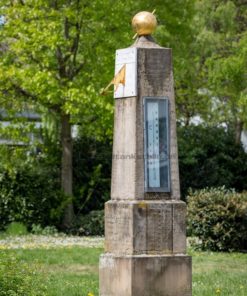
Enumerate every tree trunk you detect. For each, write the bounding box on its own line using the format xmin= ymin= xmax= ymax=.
xmin=235 ymin=119 xmax=243 ymax=146
xmin=184 ymin=114 xmax=190 ymax=126
xmin=61 ymin=113 xmax=75 ymax=229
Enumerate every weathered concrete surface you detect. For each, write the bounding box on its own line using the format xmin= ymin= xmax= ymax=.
xmin=99 ymin=254 xmax=132 ymax=296
xmin=111 ymin=97 xmax=137 ymax=200
xmin=111 ymin=42 xmax=180 ymax=201
xmin=99 ymin=254 xmax=192 ymax=296
xmin=104 ymin=200 xmax=186 ymax=255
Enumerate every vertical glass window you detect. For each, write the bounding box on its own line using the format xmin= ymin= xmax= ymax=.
xmin=144 ymin=97 xmax=170 ymax=192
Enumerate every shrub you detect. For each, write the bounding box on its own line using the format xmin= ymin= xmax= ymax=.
xmin=73 ymin=136 xmax=112 ymax=215
xmin=0 ymin=252 xmax=47 ymax=295
xmin=178 ymin=125 xmax=247 ymax=198
xmin=5 ymin=222 xmax=28 ymax=236
xmin=0 ymin=163 xmax=65 ymax=231
xmin=187 ymin=187 xmax=247 ymax=251
xmin=71 ymin=210 xmax=104 ymax=236
xmin=31 ymin=224 xmax=58 ymax=236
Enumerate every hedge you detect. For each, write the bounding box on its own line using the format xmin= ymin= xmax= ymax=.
xmin=187 ymin=187 xmax=247 ymax=251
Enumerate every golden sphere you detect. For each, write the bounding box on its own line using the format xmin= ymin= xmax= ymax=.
xmin=132 ymin=11 xmax=157 ymax=36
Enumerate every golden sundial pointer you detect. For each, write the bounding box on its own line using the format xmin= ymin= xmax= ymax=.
xmin=100 ymin=64 xmax=126 ymax=95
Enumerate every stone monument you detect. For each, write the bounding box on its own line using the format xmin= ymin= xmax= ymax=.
xmin=99 ymin=11 xmax=192 ymax=296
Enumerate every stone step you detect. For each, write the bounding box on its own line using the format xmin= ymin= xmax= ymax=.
xmin=99 ymin=253 xmax=192 ymax=296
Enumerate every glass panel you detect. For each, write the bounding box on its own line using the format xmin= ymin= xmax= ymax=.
xmin=146 ymin=101 xmax=160 ymax=187
xmin=144 ymin=98 xmax=170 ymax=192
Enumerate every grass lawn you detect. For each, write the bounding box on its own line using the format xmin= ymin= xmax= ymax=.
xmin=1 ymin=244 xmax=247 ymax=295
xmin=190 ymin=250 xmax=247 ymax=296
xmin=1 ymin=247 xmax=102 ymax=296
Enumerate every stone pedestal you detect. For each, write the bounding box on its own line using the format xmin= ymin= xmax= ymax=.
xmin=100 ymin=254 xmax=191 ymax=296
xmin=104 ymin=200 xmax=186 ymax=255
xmin=99 ymin=36 xmax=192 ymax=296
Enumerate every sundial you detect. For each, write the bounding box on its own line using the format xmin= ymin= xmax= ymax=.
xmin=102 ymin=11 xmax=157 ymax=97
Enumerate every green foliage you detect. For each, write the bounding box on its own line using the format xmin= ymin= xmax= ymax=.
xmin=187 ymin=187 xmax=247 ymax=251
xmin=5 ymin=222 xmax=28 ymax=236
xmin=178 ymin=125 xmax=247 ymax=198
xmin=73 ymin=135 xmax=112 ymax=214
xmin=0 ymin=0 xmax=246 ymax=233
xmin=0 ymin=252 xmax=47 ymax=296
xmin=31 ymin=224 xmax=58 ymax=236
xmin=157 ymin=0 xmax=210 ymax=124
xmin=190 ymin=250 xmax=247 ymax=296
xmin=0 ymin=134 xmax=111 ymax=232
xmin=194 ymin=0 xmax=247 ymax=134
xmin=72 ymin=210 xmax=104 ymax=236
xmin=0 ymin=0 xmax=136 ymax=226
xmin=1 ymin=247 xmax=103 ymax=296
xmin=2 ymin=245 xmax=247 ymax=296
xmin=0 ymin=0 xmax=135 ymax=134
xmin=0 ymin=161 xmax=65 ymax=231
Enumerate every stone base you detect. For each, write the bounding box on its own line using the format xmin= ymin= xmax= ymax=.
xmin=99 ymin=253 xmax=192 ymax=296
xmin=105 ymin=200 xmax=186 ymax=255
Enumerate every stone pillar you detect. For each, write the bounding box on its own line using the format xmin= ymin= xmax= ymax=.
xmin=99 ymin=31 xmax=192 ymax=296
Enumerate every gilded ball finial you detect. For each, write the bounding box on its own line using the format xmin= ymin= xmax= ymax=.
xmin=132 ymin=11 xmax=157 ymax=36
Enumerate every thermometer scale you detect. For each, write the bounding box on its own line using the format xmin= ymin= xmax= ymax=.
xmin=144 ymin=97 xmax=170 ymax=192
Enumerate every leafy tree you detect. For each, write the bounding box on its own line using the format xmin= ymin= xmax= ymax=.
xmin=149 ymin=0 xmax=214 ymax=125
xmin=154 ymin=0 xmax=247 ymax=135
xmin=193 ymin=0 xmax=247 ymax=143
xmin=1 ymin=0 xmax=245 ymax=230
xmin=0 ymin=0 xmax=202 ymax=228
xmin=0 ymin=0 xmax=134 ymax=228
